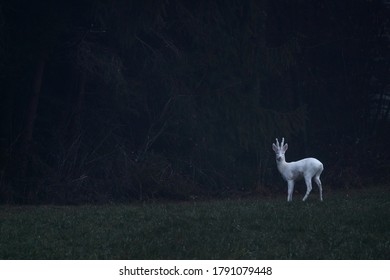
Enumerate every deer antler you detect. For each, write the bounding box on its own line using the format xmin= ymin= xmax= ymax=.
xmin=275 ymin=138 xmax=285 ymax=148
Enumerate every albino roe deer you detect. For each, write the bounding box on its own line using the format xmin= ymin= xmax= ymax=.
xmin=272 ymin=138 xmax=324 ymax=202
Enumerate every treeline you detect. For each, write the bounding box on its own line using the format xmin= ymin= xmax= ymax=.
xmin=0 ymin=0 xmax=389 ymax=203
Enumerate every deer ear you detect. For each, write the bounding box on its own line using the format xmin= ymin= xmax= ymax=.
xmin=283 ymin=143 xmax=288 ymax=151
xmin=272 ymin=144 xmax=278 ymax=152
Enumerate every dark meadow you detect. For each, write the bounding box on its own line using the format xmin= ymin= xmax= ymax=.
xmin=0 ymin=0 xmax=389 ymax=204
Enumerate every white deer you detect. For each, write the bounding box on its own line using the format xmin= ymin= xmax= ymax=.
xmin=272 ymin=138 xmax=324 ymax=202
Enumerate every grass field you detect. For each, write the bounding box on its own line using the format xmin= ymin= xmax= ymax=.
xmin=0 ymin=187 xmax=389 ymax=259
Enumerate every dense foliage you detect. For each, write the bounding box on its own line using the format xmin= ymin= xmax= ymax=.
xmin=0 ymin=0 xmax=389 ymax=203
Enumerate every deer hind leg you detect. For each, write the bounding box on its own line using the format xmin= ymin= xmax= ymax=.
xmin=302 ymin=176 xmax=313 ymax=201
xmin=314 ymin=176 xmax=323 ymax=201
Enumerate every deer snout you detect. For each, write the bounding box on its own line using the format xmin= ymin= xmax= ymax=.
xmin=276 ymin=156 xmax=282 ymax=161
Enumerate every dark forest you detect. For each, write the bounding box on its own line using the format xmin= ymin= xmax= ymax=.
xmin=1 ymin=0 xmax=389 ymax=204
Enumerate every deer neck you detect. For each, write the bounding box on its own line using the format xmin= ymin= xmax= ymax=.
xmin=276 ymin=158 xmax=290 ymax=175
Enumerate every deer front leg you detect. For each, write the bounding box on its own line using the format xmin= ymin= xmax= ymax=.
xmin=287 ymin=180 xmax=294 ymax=202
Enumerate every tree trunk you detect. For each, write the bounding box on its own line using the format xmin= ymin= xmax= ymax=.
xmin=69 ymin=70 xmax=86 ymax=137
xmin=20 ymin=52 xmax=47 ymax=176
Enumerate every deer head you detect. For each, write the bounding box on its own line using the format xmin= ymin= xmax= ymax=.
xmin=272 ymin=138 xmax=288 ymax=162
